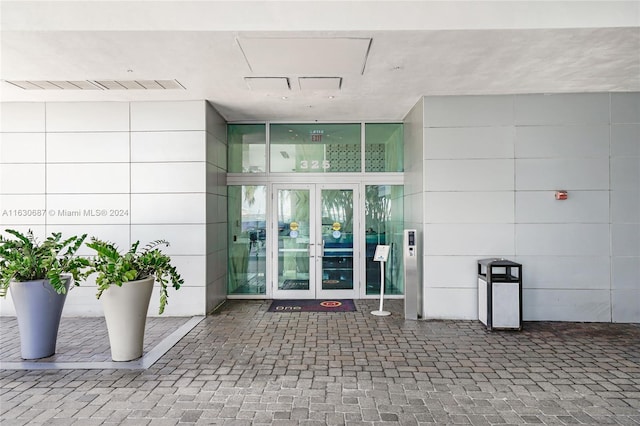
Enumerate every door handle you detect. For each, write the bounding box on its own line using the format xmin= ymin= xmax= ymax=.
xmin=308 ymin=243 xmax=314 ymax=258
xmin=319 ymin=240 xmax=325 ymax=257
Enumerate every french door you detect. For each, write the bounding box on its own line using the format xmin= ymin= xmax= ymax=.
xmin=272 ymin=184 xmax=359 ymax=299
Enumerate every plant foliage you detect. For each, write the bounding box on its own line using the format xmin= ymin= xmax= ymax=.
xmin=0 ymin=229 xmax=89 ymax=297
xmin=85 ymin=238 xmax=183 ymax=314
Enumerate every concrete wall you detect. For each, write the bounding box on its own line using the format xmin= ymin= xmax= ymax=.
xmin=205 ymin=102 xmax=228 ymax=313
xmin=402 ymin=99 xmax=425 ymax=316
xmin=0 ymin=101 xmax=227 ymax=316
xmin=416 ymin=93 xmax=639 ymax=323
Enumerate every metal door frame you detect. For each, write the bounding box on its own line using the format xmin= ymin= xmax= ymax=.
xmin=270 ymin=183 xmax=360 ymax=299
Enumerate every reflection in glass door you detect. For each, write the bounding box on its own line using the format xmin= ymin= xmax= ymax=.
xmin=272 ymin=184 xmax=358 ymax=299
xmin=274 ymin=186 xmax=314 ymax=298
xmin=317 ymin=187 xmax=355 ymax=298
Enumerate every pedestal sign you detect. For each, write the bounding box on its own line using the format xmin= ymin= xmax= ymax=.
xmin=371 ymin=245 xmax=391 ymax=316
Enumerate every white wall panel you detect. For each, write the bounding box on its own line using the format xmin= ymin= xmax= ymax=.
xmin=206 ymin=132 xmax=217 ymax=165
xmin=424 ymin=256 xmax=512 ymax=288
xmin=403 ymin=192 xmax=423 ymax=227
xmin=206 ymin=102 xmax=227 ymax=139
xmin=514 ymin=255 xmax=610 ymax=290
xmin=131 ymin=193 xmax=205 ymax=224
xmin=611 ymin=124 xmax=640 ymax=157
xmin=0 ymin=103 xmax=45 ymax=132
xmin=424 ymin=127 xmax=514 ymax=159
xmin=425 ymin=192 xmax=514 ymax=223
xmin=46 ymin=194 xmax=130 ymax=225
xmin=216 ymin=194 xmax=227 ymax=223
xmin=612 ymin=256 xmax=640 ymax=290
xmin=147 ymin=286 xmax=205 ymax=316
xmin=206 ymin=222 xmax=227 ymax=252
xmin=515 ymin=158 xmax=609 ymax=190
xmin=167 ymin=255 xmax=207 ymax=287
xmin=0 ymin=164 xmax=45 ymax=193
xmin=207 ymin=248 xmax=228 ymax=282
xmin=515 ymin=125 xmax=609 ymax=158
xmin=515 ymin=94 xmax=609 ymax=125
xmin=515 ymin=190 xmax=609 ymax=223
xmin=611 ymin=157 xmax=640 ymax=191
xmin=424 ymin=224 xmax=514 ymax=255
xmin=522 ymin=289 xmax=611 ymax=321
xmin=612 ymin=224 xmax=640 ymax=256
xmin=131 ymin=131 xmax=206 ymax=162
xmin=0 ymin=194 xmax=46 ymax=225
xmin=0 ymin=133 xmax=45 ymax=163
xmin=612 ymin=290 xmax=640 ymax=323
xmin=0 ymin=225 xmax=45 ymax=241
xmin=47 ymin=163 xmax=129 ymax=193
xmin=131 ymin=224 xmax=206 ymax=256
xmin=46 ymin=102 xmax=129 ymax=132
xmin=131 ymin=162 xmax=205 ymax=193
xmin=215 ymin=140 xmax=227 ymax=171
xmin=516 ymin=224 xmax=610 ymax=256
xmin=425 ymin=159 xmax=514 ymax=191
xmin=403 ymin=98 xmax=424 ymax=187
xmin=206 ymin=193 xmax=218 ymax=223
xmin=612 ymin=190 xmax=640 ymax=224
xmin=51 ymin=224 xmax=130 ymax=256
xmin=611 ymin=92 xmax=640 ymax=124
xmin=424 ymin=95 xmax=513 ymax=127
xmin=206 ymin=163 xmax=226 ymax=196
xmin=47 ymin=132 xmax=129 ymax=163
xmin=130 ymin=101 xmax=205 ymax=131
xmin=424 ymin=288 xmax=477 ymax=320
xmin=403 ymin=100 xmax=424 ymax=206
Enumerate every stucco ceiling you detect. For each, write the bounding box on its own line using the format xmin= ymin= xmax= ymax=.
xmin=1 ymin=1 xmax=639 ymax=122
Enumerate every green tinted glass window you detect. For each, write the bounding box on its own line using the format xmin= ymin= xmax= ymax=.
xmin=365 ymin=185 xmax=404 ymax=295
xmin=270 ymin=123 xmax=361 ymax=173
xmin=228 ymin=185 xmax=267 ymax=295
xmin=365 ymin=123 xmax=403 ymax=172
xmin=228 ymin=124 xmax=266 ymax=173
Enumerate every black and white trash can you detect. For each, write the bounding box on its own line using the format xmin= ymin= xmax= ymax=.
xmin=477 ymin=258 xmax=522 ymax=331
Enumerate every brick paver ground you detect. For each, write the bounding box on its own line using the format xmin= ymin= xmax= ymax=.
xmin=0 ymin=317 xmax=191 ymax=363
xmin=1 ymin=299 xmax=639 ymax=425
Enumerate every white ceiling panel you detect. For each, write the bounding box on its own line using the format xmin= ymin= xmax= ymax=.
xmin=245 ymin=77 xmax=290 ymax=91
xmin=299 ymin=77 xmax=342 ymax=91
xmin=238 ymin=37 xmax=372 ymax=75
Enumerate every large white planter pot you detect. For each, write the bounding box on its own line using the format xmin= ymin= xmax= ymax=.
xmin=101 ymin=276 xmax=154 ymax=361
xmin=10 ymin=276 xmax=71 ymax=359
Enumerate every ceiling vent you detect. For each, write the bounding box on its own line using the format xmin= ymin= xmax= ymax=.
xmin=5 ymin=79 xmax=185 ymax=90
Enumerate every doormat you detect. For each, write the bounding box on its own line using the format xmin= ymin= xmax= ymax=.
xmin=268 ymin=299 xmax=356 ymax=312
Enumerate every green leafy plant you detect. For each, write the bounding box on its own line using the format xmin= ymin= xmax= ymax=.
xmin=0 ymin=229 xmax=89 ymax=297
xmin=85 ymin=238 xmax=183 ymax=314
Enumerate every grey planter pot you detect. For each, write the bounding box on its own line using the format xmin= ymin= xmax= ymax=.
xmin=101 ymin=276 xmax=154 ymax=361
xmin=10 ymin=276 xmax=71 ymax=359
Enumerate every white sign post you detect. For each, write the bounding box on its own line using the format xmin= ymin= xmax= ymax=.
xmin=371 ymin=245 xmax=391 ymax=316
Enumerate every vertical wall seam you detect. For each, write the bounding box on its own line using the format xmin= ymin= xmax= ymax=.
xmin=513 ymin=95 xmax=517 ymax=260
xmin=608 ymin=92 xmax=613 ymax=322
xmin=128 ymin=102 xmax=132 ymax=247
xmin=44 ymin=103 xmax=48 ymax=233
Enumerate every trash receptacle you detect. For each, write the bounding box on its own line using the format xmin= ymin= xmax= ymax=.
xmin=478 ymin=258 xmax=522 ymax=331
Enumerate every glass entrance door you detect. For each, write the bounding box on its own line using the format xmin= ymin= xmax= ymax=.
xmin=273 ymin=184 xmax=359 ymax=299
